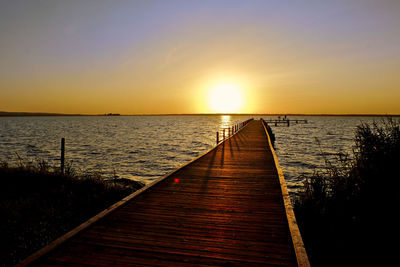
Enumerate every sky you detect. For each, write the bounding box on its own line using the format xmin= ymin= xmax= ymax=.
xmin=1 ymin=0 xmax=399 ymax=114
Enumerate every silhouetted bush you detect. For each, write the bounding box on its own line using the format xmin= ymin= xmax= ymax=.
xmin=0 ymin=162 xmax=143 ymax=267
xmin=294 ymin=117 xmax=400 ymax=267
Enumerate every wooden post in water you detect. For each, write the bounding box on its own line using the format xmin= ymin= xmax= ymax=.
xmin=216 ymin=131 xmax=219 ymax=144
xmin=223 ymin=129 xmax=225 ymax=140
xmin=60 ymin=138 xmax=65 ymax=174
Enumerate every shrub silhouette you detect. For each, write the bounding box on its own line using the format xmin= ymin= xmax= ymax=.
xmin=0 ymin=162 xmax=143 ymax=267
xmin=294 ymin=117 xmax=400 ymax=267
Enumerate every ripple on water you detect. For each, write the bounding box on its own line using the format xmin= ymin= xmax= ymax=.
xmin=0 ymin=115 xmax=377 ymax=193
xmin=267 ymin=116 xmax=377 ymax=189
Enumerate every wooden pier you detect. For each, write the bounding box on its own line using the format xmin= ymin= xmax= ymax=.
xmin=19 ymin=120 xmax=309 ymax=266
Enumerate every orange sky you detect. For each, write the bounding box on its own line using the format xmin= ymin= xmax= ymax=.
xmin=1 ymin=1 xmax=400 ymax=114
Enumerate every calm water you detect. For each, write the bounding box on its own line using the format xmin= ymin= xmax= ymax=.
xmin=0 ymin=115 xmax=378 ymax=192
xmin=269 ymin=116 xmax=377 ymax=190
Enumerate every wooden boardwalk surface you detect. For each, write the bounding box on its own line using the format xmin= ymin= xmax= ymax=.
xmin=21 ymin=120 xmax=308 ymax=266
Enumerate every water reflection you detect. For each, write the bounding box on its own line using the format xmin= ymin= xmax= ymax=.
xmin=0 ymin=115 xmax=251 ymax=185
xmin=0 ymin=115 xmax=374 ymax=193
xmin=263 ymin=116 xmax=377 ymax=191
xmin=220 ymin=115 xmax=231 ymax=129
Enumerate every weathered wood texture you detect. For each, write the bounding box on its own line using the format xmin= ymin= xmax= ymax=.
xmin=25 ymin=120 xmax=303 ymax=266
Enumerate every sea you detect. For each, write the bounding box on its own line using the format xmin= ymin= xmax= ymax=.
xmin=0 ymin=115 xmax=383 ymax=193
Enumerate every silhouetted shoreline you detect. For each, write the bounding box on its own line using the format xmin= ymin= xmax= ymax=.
xmin=0 ymin=162 xmax=143 ymax=266
xmin=0 ymin=111 xmax=84 ymax=117
xmin=294 ymin=117 xmax=399 ymax=266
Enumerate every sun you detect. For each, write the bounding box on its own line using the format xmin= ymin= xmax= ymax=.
xmin=208 ymin=84 xmax=243 ymax=113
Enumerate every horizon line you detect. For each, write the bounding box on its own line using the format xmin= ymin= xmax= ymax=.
xmin=1 ymin=111 xmax=400 ymax=117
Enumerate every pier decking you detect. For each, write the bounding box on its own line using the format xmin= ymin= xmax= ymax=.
xmin=20 ymin=120 xmax=309 ymax=266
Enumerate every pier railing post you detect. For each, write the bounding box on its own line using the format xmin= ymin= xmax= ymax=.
xmin=60 ymin=138 xmax=65 ymax=174
xmin=216 ymin=120 xmax=252 ymax=145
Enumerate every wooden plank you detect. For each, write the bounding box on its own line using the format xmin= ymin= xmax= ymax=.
xmin=19 ymin=120 xmax=308 ymax=266
xmin=261 ymin=121 xmax=310 ymax=267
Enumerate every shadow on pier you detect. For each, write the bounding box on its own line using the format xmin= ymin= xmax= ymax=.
xmin=19 ymin=120 xmax=309 ymax=267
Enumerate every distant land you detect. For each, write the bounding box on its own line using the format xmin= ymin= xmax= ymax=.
xmin=0 ymin=111 xmax=118 ymax=116
xmin=0 ymin=111 xmax=84 ymax=117
xmin=0 ymin=111 xmax=399 ymax=117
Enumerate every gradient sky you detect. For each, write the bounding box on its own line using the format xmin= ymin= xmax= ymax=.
xmin=1 ymin=0 xmax=399 ymax=114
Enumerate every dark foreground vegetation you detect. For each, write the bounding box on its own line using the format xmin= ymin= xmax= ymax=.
xmin=294 ymin=117 xmax=400 ymax=266
xmin=0 ymin=162 xmax=143 ymax=266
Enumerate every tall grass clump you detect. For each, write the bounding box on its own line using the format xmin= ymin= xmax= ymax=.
xmin=0 ymin=160 xmax=143 ymax=267
xmin=294 ymin=117 xmax=400 ymax=266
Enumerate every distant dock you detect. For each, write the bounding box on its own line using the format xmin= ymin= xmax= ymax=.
xmin=19 ymin=120 xmax=309 ymax=266
xmin=264 ymin=117 xmax=308 ymax=127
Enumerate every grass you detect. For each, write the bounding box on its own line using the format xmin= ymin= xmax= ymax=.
xmin=0 ymin=160 xmax=144 ymax=267
xmin=293 ymin=117 xmax=400 ymax=266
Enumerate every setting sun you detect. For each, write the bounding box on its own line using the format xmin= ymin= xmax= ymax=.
xmin=208 ymin=84 xmax=243 ymax=113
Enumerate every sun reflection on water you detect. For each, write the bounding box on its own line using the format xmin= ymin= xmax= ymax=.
xmin=220 ymin=115 xmax=231 ymax=129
